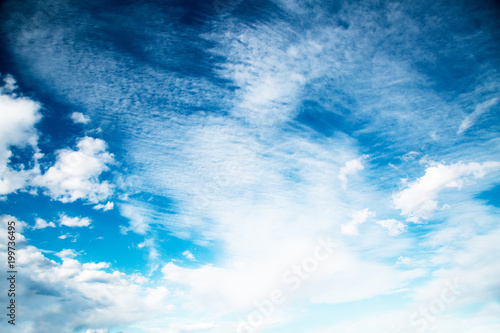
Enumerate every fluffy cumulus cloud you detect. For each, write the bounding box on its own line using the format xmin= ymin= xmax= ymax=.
xmin=32 ymin=217 xmax=56 ymax=230
xmin=93 ymin=201 xmax=114 ymax=211
xmin=338 ymin=157 xmax=365 ymax=189
xmin=70 ymin=112 xmax=91 ymax=124
xmin=0 ymin=75 xmax=115 ymax=205
xmin=161 ymin=239 xmax=425 ymax=316
xmin=0 ymin=75 xmax=42 ymax=195
xmin=0 ymin=215 xmax=174 ymax=333
xmin=33 ymin=137 xmax=114 ymax=204
xmin=59 ymin=214 xmax=91 ymax=227
xmin=55 ymin=248 xmax=79 ymax=259
xmin=182 ymin=250 xmax=195 ymax=261
xmin=393 ymin=161 xmax=500 ymax=222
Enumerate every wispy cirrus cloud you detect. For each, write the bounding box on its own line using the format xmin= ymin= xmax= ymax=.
xmin=457 ymin=97 xmax=499 ymax=135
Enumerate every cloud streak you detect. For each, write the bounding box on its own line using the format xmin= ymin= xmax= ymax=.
xmin=458 ymin=97 xmax=499 ymax=135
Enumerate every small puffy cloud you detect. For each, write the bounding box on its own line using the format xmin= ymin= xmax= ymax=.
xmin=458 ymin=98 xmax=499 ymax=135
xmin=55 ymin=249 xmax=78 ymax=259
xmin=0 ymin=74 xmax=17 ymax=93
xmin=0 ymin=75 xmax=42 ymax=195
xmin=377 ymin=219 xmax=406 ymax=236
xmin=60 ymin=214 xmax=91 ymax=227
xmin=182 ymin=250 xmax=196 ymax=261
xmin=93 ymin=201 xmax=114 ymax=211
xmin=338 ymin=157 xmax=365 ymax=189
xmin=33 ymin=137 xmax=114 ymax=204
xmin=58 ymin=233 xmax=77 ymax=241
xmin=70 ymin=112 xmax=91 ymax=124
xmin=341 ymin=208 xmax=375 ymax=236
xmin=33 ymin=218 xmax=56 ymax=230
xmin=393 ymin=161 xmax=500 ymax=222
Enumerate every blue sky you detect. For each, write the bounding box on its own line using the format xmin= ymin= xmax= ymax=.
xmin=0 ymin=0 xmax=500 ymax=332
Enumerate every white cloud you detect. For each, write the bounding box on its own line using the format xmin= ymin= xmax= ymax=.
xmin=0 ymin=214 xmax=27 ymax=234
xmin=33 ymin=136 xmax=114 ymax=203
xmin=4 ymin=2 xmax=500 ymax=332
xmin=396 ymin=256 xmax=413 ymax=265
xmin=60 ymin=214 xmax=91 ymax=227
xmin=377 ymin=219 xmax=406 ymax=236
xmin=182 ymin=250 xmax=195 ymax=261
xmin=162 ymin=241 xmax=424 ymax=314
xmin=123 ymin=120 xmax=419 ymax=316
xmin=119 ymin=203 xmax=150 ymax=235
xmin=0 ymin=214 xmax=174 ymax=333
xmin=82 ymin=262 xmax=110 ymax=270
xmin=393 ymin=161 xmax=500 ymax=222
xmin=338 ymin=157 xmax=365 ymax=189
xmin=137 ymin=238 xmax=160 ymax=275
xmin=401 ymin=151 xmax=420 ymax=162
xmin=93 ymin=201 xmax=114 ymax=211
xmin=55 ymin=249 xmax=78 ymax=259
xmin=138 ymin=238 xmax=159 ymax=260
xmin=457 ymin=97 xmax=499 ymax=135
xmin=406 ymin=219 xmax=500 ymax=331
xmin=212 ymin=27 xmax=312 ymax=126
xmin=0 ymin=77 xmax=114 ymax=204
xmin=70 ymin=111 xmax=91 ymax=124
xmin=33 ymin=217 xmax=56 ymax=230
xmin=341 ymin=208 xmax=375 ymax=236
xmin=0 ymin=75 xmax=42 ymax=195
xmin=0 ymin=74 xmax=17 ymax=93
